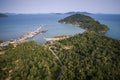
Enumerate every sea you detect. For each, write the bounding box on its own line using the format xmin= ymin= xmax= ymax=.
xmin=0 ymin=13 xmax=120 ymax=44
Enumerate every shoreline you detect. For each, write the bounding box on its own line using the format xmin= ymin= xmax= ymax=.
xmin=0 ymin=27 xmax=47 ymax=47
xmin=44 ymin=35 xmax=71 ymax=42
xmin=59 ymin=21 xmax=109 ymax=33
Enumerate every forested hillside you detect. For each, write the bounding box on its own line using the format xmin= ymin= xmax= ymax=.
xmin=50 ymin=31 xmax=120 ymax=80
xmin=0 ymin=42 xmax=60 ymax=80
xmin=0 ymin=31 xmax=120 ymax=80
xmin=58 ymin=14 xmax=109 ymax=33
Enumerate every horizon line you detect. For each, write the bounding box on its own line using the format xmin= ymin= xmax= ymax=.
xmin=1 ymin=11 xmax=120 ymax=15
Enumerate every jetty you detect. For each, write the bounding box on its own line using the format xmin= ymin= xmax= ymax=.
xmin=0 ymin=26 xmax=47 ymax=47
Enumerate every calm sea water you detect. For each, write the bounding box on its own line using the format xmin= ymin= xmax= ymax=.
xmin=0 ymin=14 xmax=85 ymax=44
xmin=90 ymin=14 xmax=120 ymax=40
xmin=0 ymin=13 xmax=120 ymax=44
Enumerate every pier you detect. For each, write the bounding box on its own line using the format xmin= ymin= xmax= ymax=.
xmin=0 ymin=26 xmax=47 ymax=47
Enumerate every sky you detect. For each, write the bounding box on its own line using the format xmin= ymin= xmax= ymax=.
xmin=0 ymin=0 xmax=120 ymax=14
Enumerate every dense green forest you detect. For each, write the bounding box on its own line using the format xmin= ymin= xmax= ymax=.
xmin=58 ymin=14 xmax=109 ymax=33
xmin=0 ymin=31 xmax=120 ymax=80
xmin=0 ymin=42 xmax=61 ymax=80
xmin=0 ymin=13 xmax=8 ymax=17
xmin=53 ymin=31 xmax=120 ymax=80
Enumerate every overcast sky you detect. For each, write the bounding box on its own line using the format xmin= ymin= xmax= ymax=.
xmin=0 ymin=0 xmax=120 ymax=14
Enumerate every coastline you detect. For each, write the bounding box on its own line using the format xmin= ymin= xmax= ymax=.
xmin=58 ymin=14 xmax=109 ymax=33
xmin=0 ymin=27 xmax=47 ymax=47
xmin=59 ymin=21 xmax=109 ymax=33
xmin=44 ymin=35 xmax=71 ymax=42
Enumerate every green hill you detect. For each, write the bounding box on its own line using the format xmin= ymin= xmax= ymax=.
xmin=0 ymin=42 xmax=60 ymax=80
xmin=52 ymin=31 xmax=120 ymax=80
xmin=58 ymin=14 xmax=109 ymax=33
xmin=0 ymin=31 xmax=120 ymax=80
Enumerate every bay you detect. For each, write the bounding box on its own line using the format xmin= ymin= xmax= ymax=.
xmin=0 ymin=14 xmax=85 ymax=44
xmin=0 ymin=13 xmax=120 ymax=44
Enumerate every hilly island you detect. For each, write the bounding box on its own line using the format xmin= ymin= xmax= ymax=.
xmin=58 ymin=14 xmax=109 ymax=33
xmin=0 ymin=14 xmax=120 ymax=80
xmin=0 ymin=13 xmax=8 ymax=17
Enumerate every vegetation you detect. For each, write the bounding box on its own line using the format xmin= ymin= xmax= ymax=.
xmin=0 ymin=31 xmax=120 ymax=80
xmin=0 ymin=41 xmax=60 ymax=80
xmin=0 ymin=13 xmax=8 ymax=17
xmin=53 ymin=31 xmax=120 ymax=80
xmin=0 ymin=40 xmax=3 ymax=43
xmin=58 ymin=14 xmax=109 ymax=33
xmin=0 ymin=12 xmax=119 ymax=80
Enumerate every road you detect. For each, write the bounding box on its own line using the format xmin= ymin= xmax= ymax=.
xmin=49 ymin=46 xmax=63 ymax=66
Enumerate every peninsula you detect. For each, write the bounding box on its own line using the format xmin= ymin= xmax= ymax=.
xmin=58 ymin=14 xmax=109 ymax=33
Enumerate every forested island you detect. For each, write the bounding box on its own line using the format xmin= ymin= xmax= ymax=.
xmin=58 ymin=14 xmax=109 ymax=33
xmin=0 ymin=13 xmax=8 ymax=17
xmin=0 ymin=31 xmax=120 ymax=80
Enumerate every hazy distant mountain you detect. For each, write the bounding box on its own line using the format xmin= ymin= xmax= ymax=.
xmin=64 ymin=11 xmax=92 ymax=15
xmin=4 ymin=13 xmax=19 ymax=16
xmin=51 ymin=12 xmax=92 ymax=15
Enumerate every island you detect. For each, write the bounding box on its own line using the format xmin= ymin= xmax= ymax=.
xmin=64 ymin=11 xmax=92 ymax=15
xmin=0 ymin=13 xmax=8 ymax=17
xmin=58 ymin=14 xmax=109 ymax=33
